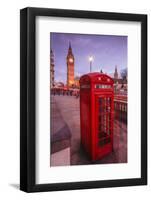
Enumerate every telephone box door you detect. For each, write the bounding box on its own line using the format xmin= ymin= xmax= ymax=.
xmin=95 ymin=94 xmax=113 ymax=159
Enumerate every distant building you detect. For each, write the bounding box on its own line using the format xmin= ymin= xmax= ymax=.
xmin=74 ymin=76 xmax=80 ymax=88
xmin=113 ymin=66 xmax=127 ymax=92
xmin=55 ymin=82 xmax=64 ymax=88
xmin=67 ymin=42 xmax=74 ymax=87
xmin=50 ymin=49 xmax=55 ymax=87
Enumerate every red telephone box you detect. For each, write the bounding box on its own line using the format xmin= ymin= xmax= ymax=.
xmin=80 ymin=72 xmax=114 ymax=161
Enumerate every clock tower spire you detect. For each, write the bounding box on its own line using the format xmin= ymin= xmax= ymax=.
xmin=67 ymin=42 xmax=74 ymax=87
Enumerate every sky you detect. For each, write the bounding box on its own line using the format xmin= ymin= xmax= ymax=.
xmin=50 ymin=32 xmax=127 ymax=83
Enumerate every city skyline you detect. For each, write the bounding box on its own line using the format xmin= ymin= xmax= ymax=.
xmin=50 ymin=32 xmax=127 ymax=83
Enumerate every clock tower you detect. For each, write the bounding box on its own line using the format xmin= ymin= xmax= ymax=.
xmin=67 ymin=42 xmax=74 ymax=87
xmin=114 ymin=65 xmax=118 ymax=79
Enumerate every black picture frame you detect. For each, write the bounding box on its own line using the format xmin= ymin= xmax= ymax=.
xmin=20 ymin=7 xmax=147 ymax=192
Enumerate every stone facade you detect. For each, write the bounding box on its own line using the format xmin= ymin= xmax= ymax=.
xmin=50 ymin=49 xmax=55 ymax=87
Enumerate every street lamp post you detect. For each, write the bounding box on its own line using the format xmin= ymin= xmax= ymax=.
xmin=89 ymin=56 xmax=93 ymax=72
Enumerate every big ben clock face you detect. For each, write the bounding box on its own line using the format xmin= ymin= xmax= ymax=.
xmin=69 ymin=58 xmax=73 ymax=63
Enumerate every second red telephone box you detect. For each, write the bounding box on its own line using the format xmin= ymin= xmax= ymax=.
xmin=80 ymin=72 xmax=114 ymax=161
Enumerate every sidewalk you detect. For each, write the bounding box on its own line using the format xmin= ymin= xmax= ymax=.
xmin=51 ymin=95 xmax=127 ymax=166
xmin=50 ymin=96 xmax=71 ymax=166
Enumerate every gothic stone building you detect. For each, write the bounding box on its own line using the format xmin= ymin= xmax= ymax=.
xmin=50 ymin=49 xmax=55 ymax=87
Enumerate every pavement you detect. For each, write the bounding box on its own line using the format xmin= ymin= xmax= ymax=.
xmin=50 ymin=95 xmax=127 ymax=166
xmin=50 ymin=96 xmax=71 ymax=166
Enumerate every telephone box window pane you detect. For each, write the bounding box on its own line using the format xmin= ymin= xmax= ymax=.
xmin=99 ymin=139 xmax=105 ymax=147
xmin=98 ymin=138 xmax=111 ymax=147
xmin=98 ymin=96 xmax=112 ymax=147
xmin=98 ymin=132 xmax=107 ymax=139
